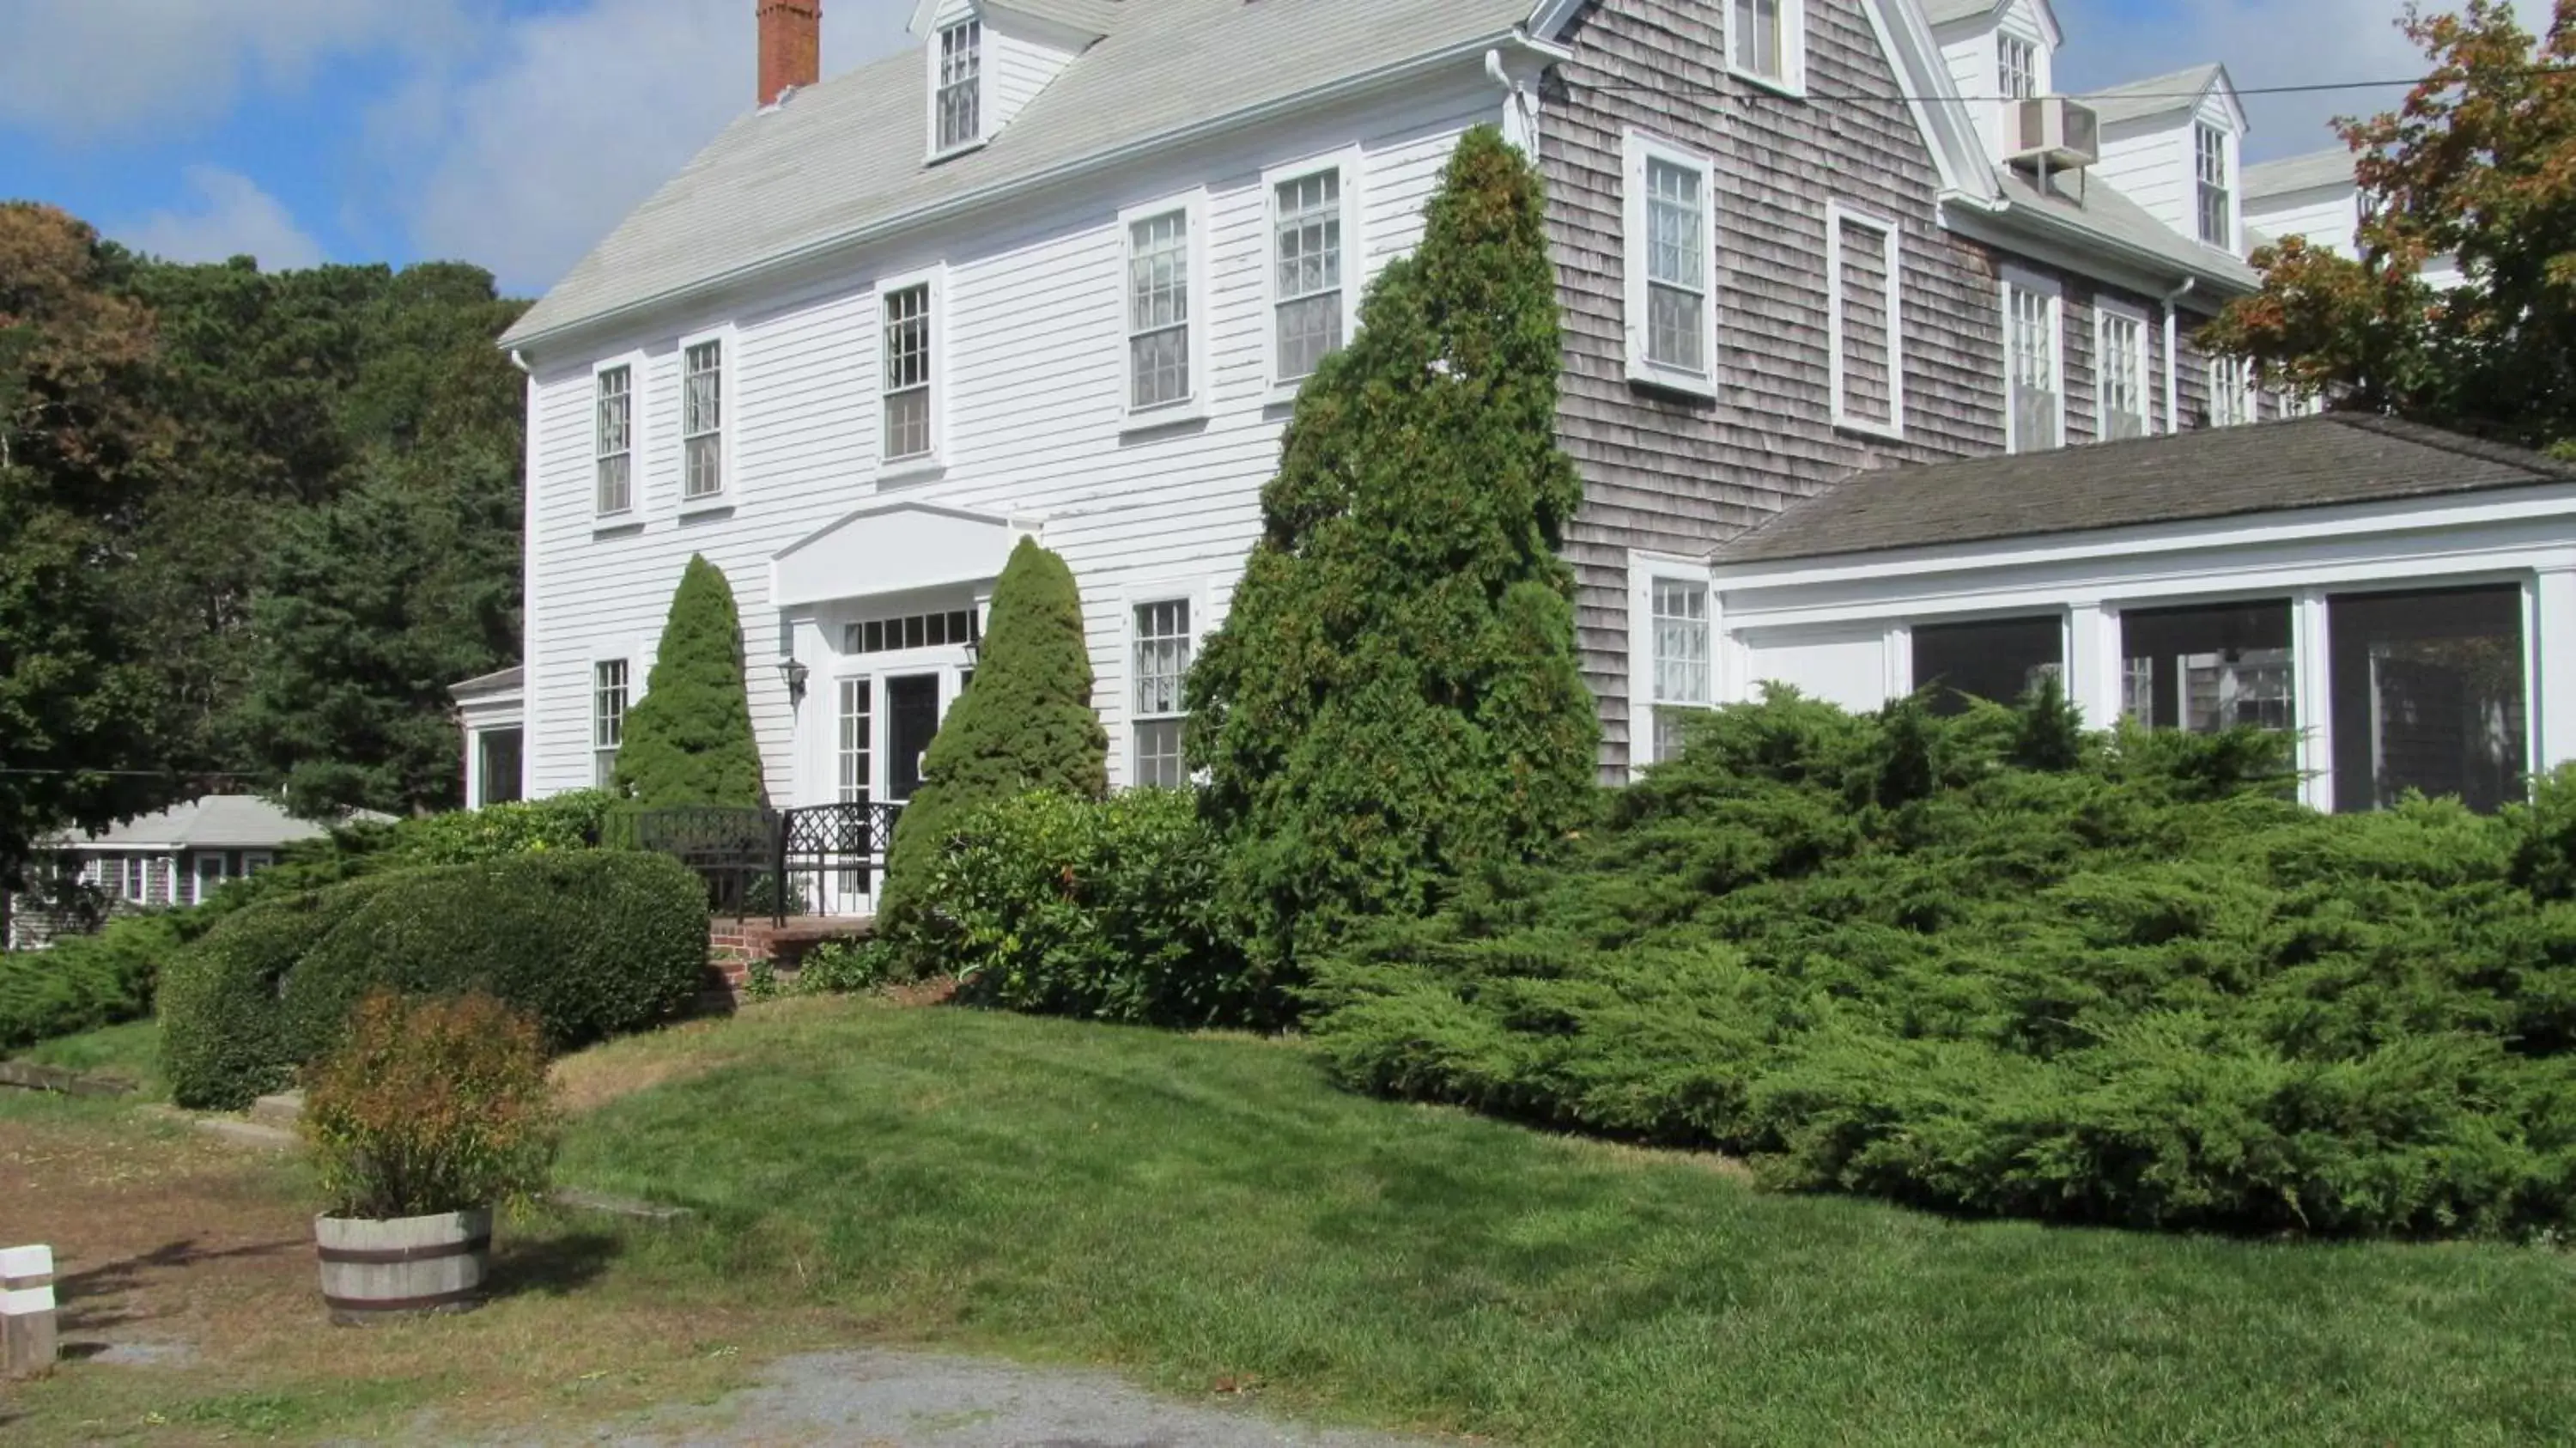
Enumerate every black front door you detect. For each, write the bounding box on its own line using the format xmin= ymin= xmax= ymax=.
xmin=886 ymin=675 xmax=941 ymax=801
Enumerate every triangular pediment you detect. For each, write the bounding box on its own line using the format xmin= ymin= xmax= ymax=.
xmin=770 ymin=501 xmax=1042 ymax=608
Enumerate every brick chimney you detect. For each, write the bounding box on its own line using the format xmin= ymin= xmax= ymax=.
xmin=758 ymin=0 xmax=821 ymax=107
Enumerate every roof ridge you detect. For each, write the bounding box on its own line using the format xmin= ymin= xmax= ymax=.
xmin=2333 ymin=411 xmax=2576 ymax=479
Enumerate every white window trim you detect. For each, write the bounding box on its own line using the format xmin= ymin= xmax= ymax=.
xmin=876 ymin=265 xmax=950 ymax=481
xmin=1625 ymin=551 xmax=1720 ymax=770
xmin=1722 ymin=0 xmax=1807 ymax=97
xmin=1622 ymin=130 xmax=1720 ymax=400
xmin=2193 ymin=121 xmax=2237 ymax=253
xmin=2093 ymin=299 xmax=2153 ymax=441
xmin=1999 ymin=266 xmax=2065 ymax=455
xmin=1117 ymin=575 xmax=1214 ymax=789
xmin=590 ymin=352 xmax=645 ymax=521
xmin=1824 ymin=202 xmax=1905 ymax=441
xmin=926 ymin=16 xmax=986 ymax=161
xmin=674 ymin=325 xmax=737 ymax=512
xmin=2208 ymin=353 xmax=2258 ymax=428
xmin=1117 ymin=189 xmax=1211 ymax=428
xmin=592 ymin=654 xmax=632 ymax=790
xmin=1261 ymin=147 xmax=1366 ymax=404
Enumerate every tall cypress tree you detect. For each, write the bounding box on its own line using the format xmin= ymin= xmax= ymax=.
xmin=613 ymin=555 xmax=766 ymax=809
xmin=1188 ymin=125 xmax=1600 ymax=978
xmin=878 ymin=536 xmax=1107 ymax=928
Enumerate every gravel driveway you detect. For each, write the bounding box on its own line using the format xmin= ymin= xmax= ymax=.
xmin=508 ymin=1348 xmax=1456 ymax=1448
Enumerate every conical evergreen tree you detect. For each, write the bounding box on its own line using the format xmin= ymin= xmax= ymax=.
xmin=612 ymin=555 xmax=766 ymax=809
xmin=878 ymin=536 xmax=1107 ymax=927
xmin=1188 ymin=125 xmax=1599 ymax=979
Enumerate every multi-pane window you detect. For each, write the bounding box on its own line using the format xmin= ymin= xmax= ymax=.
xmin=1133 ymin=600 xmax=1192 ymax=788
xmin=1644 ymin=156 xmax=1710 ymax=375
xmin=2196 ymin=124 xmax=2231 ymax=247
xmin=682 ymin=340 xmax=724 ymax=499
xmin=842 ymin=610 xmax=977 ymax=654
xmin=2208 ymin=355 xmax=2256 ymax=427
xmin=593 ymin=660 xmax=629 ymax=789
xmin=936 ymin=20 xmax=981 ymax=152
xmin=1273 ymin=169 xmax=1344 ymax=384
xmin=883 ymin=283 xmax=933 ymax=461
xmin=838 ymin=678 xmax=872 ymax=806
xmin=1998 ymin=34 xmax=2038 ymax=100
xmin=2005 ymin=281 xmax=2061 ymax=452
xmin=1734 ymin=0 xmax=1784 ymax=81
xmin=1649 ymin=579 xmax=1712 ymax=764
xmin=2097 ymin=311 xmax=2148 ymax=440
xmin=594 ymin=366 xmax=633 ymax=514
xmin=1828 ymin=206 xmax=1902 ymax=435
xmin=1127 ymin=210 xmax=1192 ymax=411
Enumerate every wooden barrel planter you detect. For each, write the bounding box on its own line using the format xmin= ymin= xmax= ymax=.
xmin=313 ymin=1208 xmax=493 ymax=1325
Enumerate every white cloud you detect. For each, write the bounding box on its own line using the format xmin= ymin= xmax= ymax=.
xmin=114 ymin=167 xmax=328 ymax=270
xmin=377 ymin=0 xmax=917 ymax=295
xmin=2052 ymin=0 xmax=2521 ymax=161
xmin=0 ymin=0 xmax=477 ymax=139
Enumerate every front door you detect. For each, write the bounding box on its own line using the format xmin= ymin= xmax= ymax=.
xmin=886 ymin=674 xmax=941 ymax=802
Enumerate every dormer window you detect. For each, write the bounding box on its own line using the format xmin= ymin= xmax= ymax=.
xmin=935 ymin=19 xmax=982 ymax=154
xmin=2195 ymin=124 xmax=2232 ymax=247
xmin=1999 ymin=34 xmax=2038 ymax=100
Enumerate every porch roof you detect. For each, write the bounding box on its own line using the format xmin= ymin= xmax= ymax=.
xmin=1711 ymin=416 xmax=2576 ymax=568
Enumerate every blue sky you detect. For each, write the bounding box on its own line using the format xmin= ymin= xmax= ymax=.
xmin=0 ymin=0 xmax=2435 ymax=300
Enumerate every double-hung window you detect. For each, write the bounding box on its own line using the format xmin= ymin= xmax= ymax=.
xmin=1624 ymin=132 xmax=1716 ymax=393
xmin=1133 ymin=599 xmax=1192 ymax=788
xmin=1126 ymin=209 xmax=1193 ymax=412
xmin=1826 ymin=204 xmax=1903 ymax=436
xmin=1998 ymin=34 xmax=2038 ymax=100
xmin=882 ymin=281 xmax=935 ymax=463
xmin=1272 ymin=167 xmax=1347 ymax=386
xmin=2208 ymin=354 xmax=2257 ymax=426
xmin=1649 ymin=578 xmax=1713 ymax=764
xmin=1730 ymin=0 xmax=1801 ymax=89
xmin=934 ymin=20 xmax=981 ymax=154
xmin=681 ymin=339 xmax=724 ymax=500
xmin=593 ymin=660 xmax=629 ymax=789
xmin=594 ymin=365 xmax=633 ymax=515
xmin=2002 ymin=274 xmax=2063 ymax=453
xmin=2196 ymin=124 xmax=2232 ymax=248
xmin=2095 ymin=307 xmax=2149 ymax=440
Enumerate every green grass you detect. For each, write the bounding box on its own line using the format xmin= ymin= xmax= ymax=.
xmin=9 ymin=1017 xmax=166 ymax=1098
xmin=562 ymin=1000 xmax=2576 ymax=1447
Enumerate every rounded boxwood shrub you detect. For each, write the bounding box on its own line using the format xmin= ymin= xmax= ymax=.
xmin=161 ymin=851 xmax=706 ymax=1109
xmin=0 ymin=912 xmax=186 ymax=1052
xmin=909 ymin=788 xmax=1265 ymax=1027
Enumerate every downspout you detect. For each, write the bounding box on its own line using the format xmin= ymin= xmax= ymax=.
xmin=1485 ymin=45 xmax=1538 ymax=155
xmin=2159 ymin=278 xmax=2195 ymax=434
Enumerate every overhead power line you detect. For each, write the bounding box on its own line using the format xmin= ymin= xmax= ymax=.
xmin=1572 ymin=64 xmax=2574 ymax=104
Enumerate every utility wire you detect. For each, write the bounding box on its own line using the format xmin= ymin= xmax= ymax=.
xmin=1571 ymin=64 xmax=2574 ymax=103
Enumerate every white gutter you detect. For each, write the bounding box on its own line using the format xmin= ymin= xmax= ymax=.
xmin=507 ymin=28 xmax=1570 ymax=357
xmin=1942 ymin=186 xmax=2254 ymax=299
xmin=2159 ymin=277 xmax=2196 ymax=434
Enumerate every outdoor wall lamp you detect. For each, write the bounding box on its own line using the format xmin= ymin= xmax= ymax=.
xmin=777 ymin=657 xmax=810 ymax=706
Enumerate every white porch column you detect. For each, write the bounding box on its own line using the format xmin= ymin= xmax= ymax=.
xmin=2293 ymin=589 xmax=2334 ymax=812
xmin=2067 ymin=604 xmax=2123 ymax=729
xmin=2535 ymin=567 xmax=2576 ymax=773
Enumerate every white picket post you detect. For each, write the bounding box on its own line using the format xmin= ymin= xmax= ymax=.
xmin=0 ymin=1244 xmax=58 ymax=1375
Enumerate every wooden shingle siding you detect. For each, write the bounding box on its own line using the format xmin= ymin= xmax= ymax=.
xmin=1546 ymin=0 xmax=2006 ymax=776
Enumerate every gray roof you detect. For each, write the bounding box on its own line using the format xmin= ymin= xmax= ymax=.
xmin=2244 ymin=148 xmax=2354 ymax=199
xmin=449 ymin=665 xmax=525 ymax=699
xmin=1997 ymin=163 xmax=2258 ymax=289
xmin=1712 ymin=416 xmax=2576 ymax=566
xmin=505 ymin=0 xmax=1531 ymax=349
xmin=52 ymin=795 xmax=343 ymax=852
xmin=1002 ymin=0 xmax=1129 ymax=32
xmin=1919 ymin=0 xmax=2000 ymax=23
xmin=2081 ymin=64 xmax=2223 ymax=125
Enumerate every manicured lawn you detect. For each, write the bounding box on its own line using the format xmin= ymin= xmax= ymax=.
xmin=561 ymin=997 xmax=2576 ymax=1448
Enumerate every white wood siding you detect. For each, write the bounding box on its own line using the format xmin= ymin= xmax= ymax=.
xmin=2091 ymin=119 xmax=2191 ymax=240
xmin=521 ymin=78 xmax=1499 ymax=800
xmin=2246 ymin=185 xmax=2359 ymax=256
xmin=986 ymin=15 xmax=1079 ymax=136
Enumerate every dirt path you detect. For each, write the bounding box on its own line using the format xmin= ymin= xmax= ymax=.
xmin=508 ymin=1348 xmax=1448 ymax=1448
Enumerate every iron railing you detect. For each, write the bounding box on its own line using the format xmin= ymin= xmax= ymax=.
xmin=627 ymin=801 xmax=903 ymax=924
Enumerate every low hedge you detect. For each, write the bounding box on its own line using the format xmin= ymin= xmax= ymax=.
xmin=0 ymin=914 xmax=187 ymax=1053
xmin=161 ymin=851 xmax=707 ymax=1108
xmin=885 ymin=788 xmax=1270 ymax=1027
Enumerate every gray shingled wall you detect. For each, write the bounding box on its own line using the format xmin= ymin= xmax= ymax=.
xmin=1543 ymin=0 xmax=2005 ymax=778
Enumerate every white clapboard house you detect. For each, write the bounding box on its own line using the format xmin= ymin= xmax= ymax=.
xmin=465 ymin=0 xmax=2574 ymax=890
